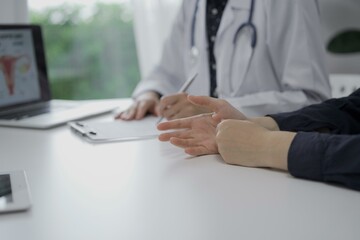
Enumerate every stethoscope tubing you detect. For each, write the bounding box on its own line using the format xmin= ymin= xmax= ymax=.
xmin=190 ymin=0 xmax=257 ymax=96
xmin=191 ymin=0 xmax=257 ymax=52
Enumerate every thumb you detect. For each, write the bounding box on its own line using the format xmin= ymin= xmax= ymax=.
xmin=154 ymin=103 xmax=161 ymax=117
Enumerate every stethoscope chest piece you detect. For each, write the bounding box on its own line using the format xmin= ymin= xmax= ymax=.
xmin=190 ymin=46 xmax=199 ymax=65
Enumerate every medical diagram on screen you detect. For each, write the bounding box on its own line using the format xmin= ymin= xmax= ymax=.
xmin=0 ymin=29 xmax=40 ymax=106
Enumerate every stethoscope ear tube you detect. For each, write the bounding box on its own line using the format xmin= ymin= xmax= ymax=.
xmin=232 ymin=0 xmax=257 ymax=48
xmin=233 ymin=22 xmax=257 ymax=49
xmin=191 ymin=0 xmax=200 ymax=48
xmin=250 ymin=22 xmax=257 ymax=48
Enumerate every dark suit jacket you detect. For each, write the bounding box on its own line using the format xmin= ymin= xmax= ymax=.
xmin=270 ymin=89 xmax=360 ymax=191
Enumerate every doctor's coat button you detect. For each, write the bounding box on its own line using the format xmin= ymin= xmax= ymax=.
xmin=210 ymin=36 xmax=216 ymax=42
xmin=211 ymin=64 xmax=216 ymax=70
xmin=211 ymin=8 xmax=219 ymax=15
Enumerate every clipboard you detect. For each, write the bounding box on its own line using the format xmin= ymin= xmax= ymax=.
xmin=68 ymin=116 xmax=161 ymax=143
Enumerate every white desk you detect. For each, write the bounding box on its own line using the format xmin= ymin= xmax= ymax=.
xmin=1 ymin=99 xmax=360 ymax=240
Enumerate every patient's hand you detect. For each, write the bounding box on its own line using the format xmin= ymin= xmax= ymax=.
xmin=157 ymin=113 xmax=220 ymax=156
xmin=216 ymin=120 xmax=295 ymax=170
xmin=157 ymin=95 xmax=248 ymax=156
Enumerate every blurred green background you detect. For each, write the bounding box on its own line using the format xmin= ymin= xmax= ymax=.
xmin=30 ymin=3 xmax=140 ymax=100
xmin=31 ymin=3 xmax=359 ymax=100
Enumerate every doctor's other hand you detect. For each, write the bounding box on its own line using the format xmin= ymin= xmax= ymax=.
xmin=157 ymin=113 xmax=220 ymax=156
xmin=115 ymin=91 xmax=161 ymax=120
xmin=216 ymin=120 xmax=295 ymax=170
xmin=158 ymin=93 xmax=211 ymax=120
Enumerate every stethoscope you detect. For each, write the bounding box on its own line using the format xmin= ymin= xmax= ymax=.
xmin=190 ymin=0 xmax=257 ymax=63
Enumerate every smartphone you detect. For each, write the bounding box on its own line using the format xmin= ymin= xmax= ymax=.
xmin=0 ymin=171 xmax=31 ymax=213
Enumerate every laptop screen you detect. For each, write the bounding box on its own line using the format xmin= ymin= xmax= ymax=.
xmin=0 ymin=25 xmax=50 ymax=111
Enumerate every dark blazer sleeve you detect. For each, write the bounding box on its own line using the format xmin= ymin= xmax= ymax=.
xmin=288 ymin=132 xmax=360 ymax=191
xmin=269 ymin=89 xmax=360 ymax=134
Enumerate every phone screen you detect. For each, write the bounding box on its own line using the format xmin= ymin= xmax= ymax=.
xmin=0 ymin=174 xmax=13 ymax=205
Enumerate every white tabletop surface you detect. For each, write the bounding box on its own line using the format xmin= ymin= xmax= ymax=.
xmin=0 ymin=99 xmax=360 ymax=240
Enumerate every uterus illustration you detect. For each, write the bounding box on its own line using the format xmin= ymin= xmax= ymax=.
xmin=0 ymin=55 xmax=30 ymax=95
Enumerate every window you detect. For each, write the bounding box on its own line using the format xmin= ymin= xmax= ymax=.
xmin=29 ymin=0 xmax=140 ymax=100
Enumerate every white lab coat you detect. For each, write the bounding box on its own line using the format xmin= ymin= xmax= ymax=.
xmin=133 ymin=0 xmax=331 ymax=117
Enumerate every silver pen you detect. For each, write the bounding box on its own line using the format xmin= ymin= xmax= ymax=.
xmin=156 ymin=73 xmax=198 ymax=124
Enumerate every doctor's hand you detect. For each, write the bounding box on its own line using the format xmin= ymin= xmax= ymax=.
xmin=158 ymin=93 xmax=210 ymax=120
xmin=216 ymin=120 xmax=295 ymax=170
xmin=157 ymin=113 xmax=220 ymax=156
xmin=115 ymin=91 xmax=160 ymax=120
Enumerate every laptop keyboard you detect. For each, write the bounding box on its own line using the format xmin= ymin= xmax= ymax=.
xmin=0 ymin=174 xmax=12 ymax=197
xmin=0 ymin=108 xmax=51 ymax=120
xmin=0 ymin=104 xmax=75 ymax=120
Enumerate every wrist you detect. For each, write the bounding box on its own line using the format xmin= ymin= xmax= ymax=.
xmin=263 ymin=131 xmax=296 ymax=170
xmin=136 ymin=91 xmax=161 ymax=101
xmin=250 ymin=117 xmax=280 ymax=131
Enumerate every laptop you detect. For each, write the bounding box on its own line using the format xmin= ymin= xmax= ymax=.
xmin=0 ymin=24 xmax=118 ymax=129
